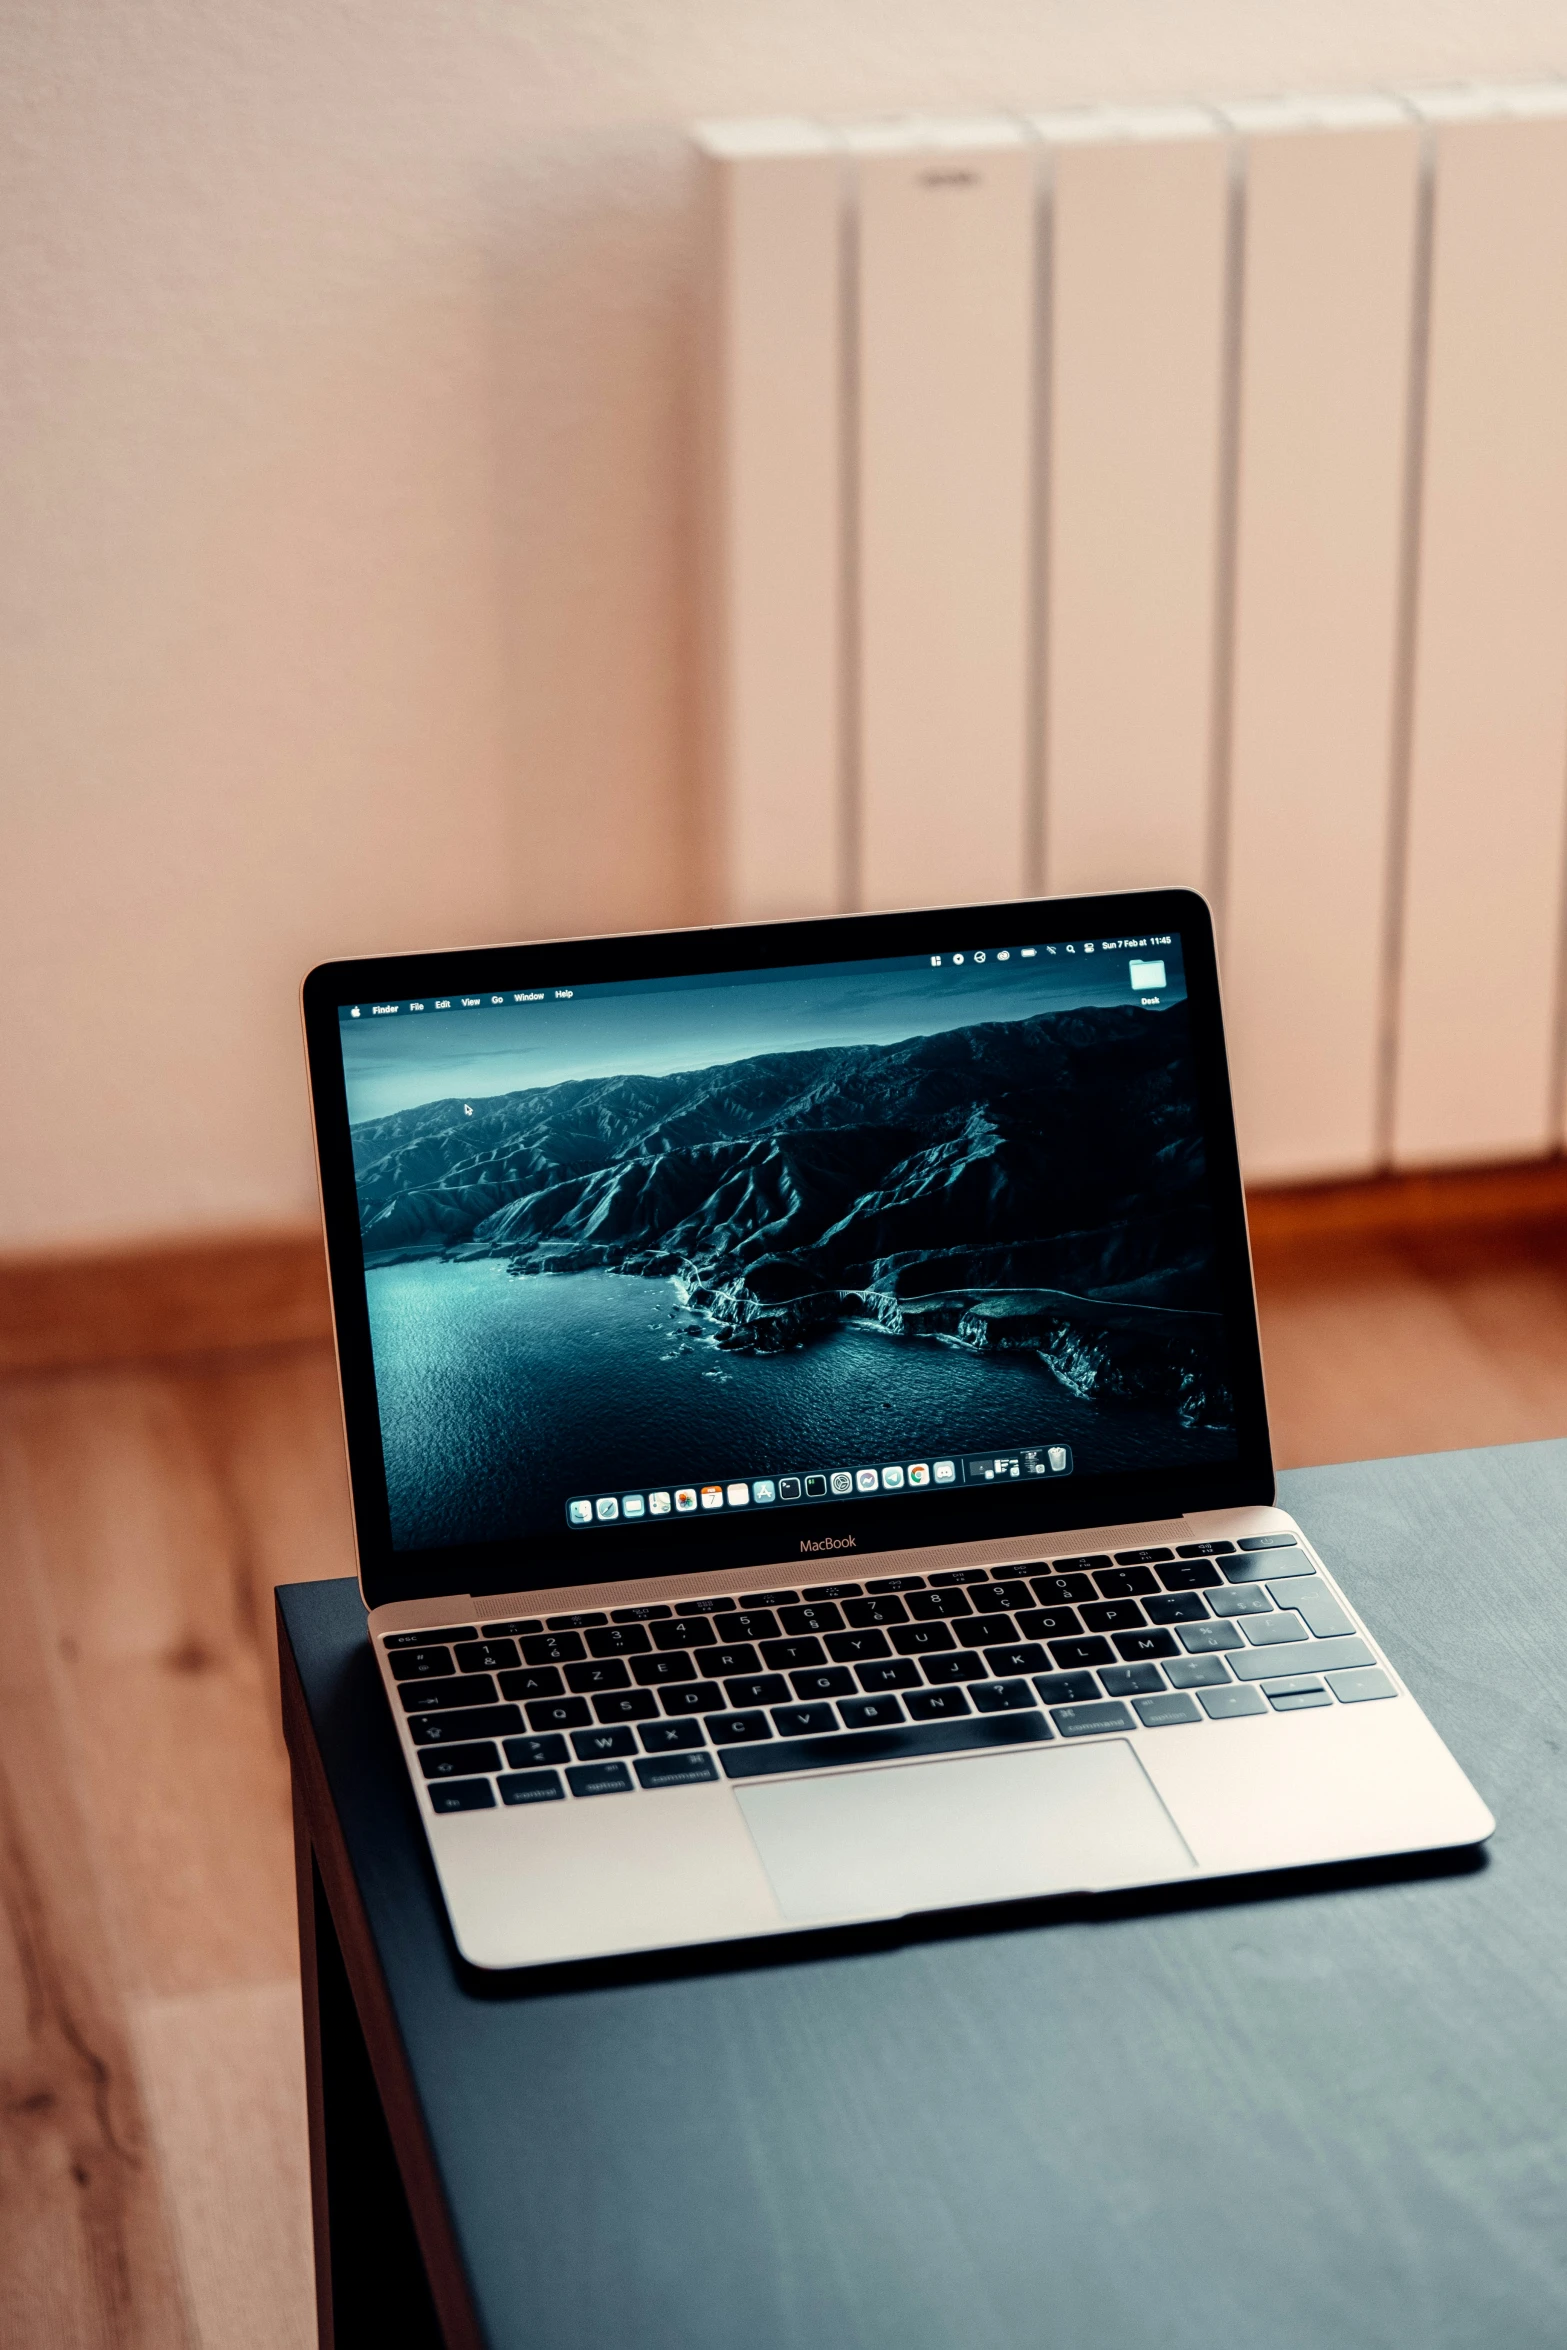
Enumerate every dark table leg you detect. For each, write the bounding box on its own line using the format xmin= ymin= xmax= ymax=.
xmin=294 ymin=1782 xmax=447 ymax=2350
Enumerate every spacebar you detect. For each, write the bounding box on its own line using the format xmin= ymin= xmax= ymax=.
xmin=718 ymin=1712 xmax=1053 ymax=1779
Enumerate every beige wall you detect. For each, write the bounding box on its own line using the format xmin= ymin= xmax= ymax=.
xmin=4 ymin=0 xmax=1562 ymax=1250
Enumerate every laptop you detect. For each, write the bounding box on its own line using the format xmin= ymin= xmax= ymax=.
xmin=301 ymin=887 xmax=1493 ymax=1970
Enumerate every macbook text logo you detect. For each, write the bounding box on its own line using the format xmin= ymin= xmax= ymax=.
xmin=799 ymin=1534 xmax=856 ymax=1555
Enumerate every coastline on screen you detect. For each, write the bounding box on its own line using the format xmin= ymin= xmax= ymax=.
xmin=338 ymin=935 xmax=1238 ymax=1553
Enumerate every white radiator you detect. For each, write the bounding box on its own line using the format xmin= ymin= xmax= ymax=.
xmin=696 ymin=87 xmax=1567 ymax=1182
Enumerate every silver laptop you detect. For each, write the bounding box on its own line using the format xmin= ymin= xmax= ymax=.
xmin=302 ymin=889 xmax=1492 ymax=1971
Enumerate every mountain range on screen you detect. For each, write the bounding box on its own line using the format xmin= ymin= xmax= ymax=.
xmin=350 ymin=1004 xmax=1233 ymax=1429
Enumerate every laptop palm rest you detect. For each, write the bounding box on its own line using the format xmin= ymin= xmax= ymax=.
xmin=735 ymin=1744 xmax=1196 ymax=1925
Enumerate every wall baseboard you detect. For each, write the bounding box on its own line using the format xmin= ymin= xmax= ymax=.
xmin=0 ymin=1227 xmax=331 ymax=1376
xmin=3 ymin=1159 xmax=1565 ymax=1376
xmin=1244 ymin=1157 xmax=1567 ymax=1252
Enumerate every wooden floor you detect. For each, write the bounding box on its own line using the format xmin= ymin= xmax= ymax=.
xmin=6 ymin=1212 xmax=1567 ymax=2345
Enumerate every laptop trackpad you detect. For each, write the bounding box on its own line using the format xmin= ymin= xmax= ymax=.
xmin=735 ymin=1743 xmax=1195 ymax=1924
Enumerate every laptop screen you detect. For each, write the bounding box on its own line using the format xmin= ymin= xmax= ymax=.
xmin=309 ymin=894 xmax=1268 ymax=1601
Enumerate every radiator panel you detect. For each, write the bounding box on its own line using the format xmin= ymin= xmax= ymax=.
xmin=1224 ymin=99 xmax=1421 ymax=1180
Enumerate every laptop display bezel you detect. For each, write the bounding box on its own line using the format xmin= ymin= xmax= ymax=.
xmin=301 ymin=889 xmax=1274 ymax=1612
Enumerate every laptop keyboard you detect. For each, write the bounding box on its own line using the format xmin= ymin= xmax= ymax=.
xmin=387 ymin=1536 xmax=1397 ymax=1813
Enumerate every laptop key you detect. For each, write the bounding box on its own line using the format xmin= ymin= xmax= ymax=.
xmin=956 ymin=1612 xmax=1019 ymax=1648
xmin=725 ymin=1674 xmax=790 ymax=1707
xmin=922 ymin=1652 xmax=986 ymax=1683
xmin=498 ymin=1665 xmax=564 ymax=1700
xmin=1029 ymin=1573 xmax=1095 ymax=1606
xmin=1199 ymin=1684 xmax=1268 ymax=1719
xmin=826 ymin=1630 xmax=892 ymax=1664
xmin=1157 ymin=1559 xmax=1223 ymax=1591
xmin=1082 ymin=1599 xmax=1146 ymax=1633
xmin=653 ymin=1619 xmax=717 ymax=1649
xmin=1228 ymin=1635 xmax=1373 ymax=1680
xmin=1207 ymin=1586 xmax=1272 ymax=1617
xmin=400 ymin=1675 xmax=497 ymax=1712
xmin=1277 ymin=1580 xmax=1355 ymax=1639
xmin=571 ymin=1727 xmax=636 ymax=1759
xmin=385 ymin=1626 xmax=475 ymax=1650
xmin=889 ymin=1623 xmax=956 ymax=1656
xmin=906 ymin=1687 xmax=972 ymax=1720
xmin=565 ymin=1660 xmax=631 ymax=1693
xmin=611 ymin=1602 xmax=672 ymax=1622
xmin=791 ymin=1666 xmax=855 ymax=1700
xmin=802 ymin=1581 xmax=863 ymax=1600
xmin=452 ymin=1640 xmax=519 ymax=1674
xmin=640 ymin=1719 xmax=707 ymax=1752
xmin=1178 ymin=1621 xmax=1243 ymax=1653
xmin=521 ymin=1631 xmax=586 ymax=1665
xmin=839 ymin=1695 xmax=907 ymax=1729
xmin=1112 ymin=1629 xmax=1178 ymax=1661
xmin=857 ymin=1658 xmax=920 ymax=1691
xmin=1263 ymin=1680 xmax=1331 ymax=1711
xmin=983 ymin=1579 xmax=1033 ymax=1611
xmin=676 ymin=1597 xmax=732 ymax=1615
xmin=1328 ymin=1667 xmax=1396 ymax=1703
xmin=698 ymin=1643 xmax=761 ymax=1678
xmin=1144 ymin=1593 xmax=1208 ymax=1624
xmin=1165 ymin=1656 xmax=1230 ymax=1689
xmin=429 ymin=1778 xmax=495 ymax=1812
xmin=866 ymin=1574 xmax=925 ymax=1593
xmin=928 ymin=1567 xmax=990 ymax=1586
xmin=1051 ymin=1554 xmax=1113 ymax=1574
xmin=983 ymin=1642 xmax=1049 ymax=1677
xmin=1113 ymin=1548 xmax=1173 ymax=1566
xmin=593 ymin=1691 xmax=659 ymax=1723
xmin=409 ymin=1704 xmax=522 ymax=1744
xmin=1015 ymin=1606 xmax=1083 ymax=1640
xmin=1032 ymin=1671 xmax=1100 ymax=1703
xmin=661 ymin=1683 xmax=725 ymax=1714
xmin=907 ymin=1588 xmax=974 ymax=1621
xmin=718 ymin=1712 xmax=1053 ymax=1779
xmin=566 ymin=1762 xmax=633 ymax=1796
xmin=779 ymin=1602 xmax=844 ymax=1635
xmin=1051 ymin=1702 xmax=1135 ymax=1737
xmin=631 ymin=1653 xmax=696 ymax=1686
xmin=1176 ymin=1540 xmax=1235 ymax=1558
xmin=585 ymin=1624 xmax=652 ymax=1657
xmin=1134 ymin=1692 xmax=1201 ymax=1728
xmin=498 ymin=1769 xmax=563 ymax=1804
xmin=760 ymin=1637 xmax=826 ymax=1671
xmin=1241 ymin=1613 xmax=1309 ymax=1647
xmin=972 ymin=1679 xmax=1033 ymax=1713
xmin=772 ymin=1704 xmax=838 ymax=1737
xmin=419 ymin=1741 xmax=502 ymax=1779
xmin=713 ymin=1610 xmax=780 ymax=1644
xmin=526 ymin=1697 xmax=592 ymax=1731
xmin=503 ymin=1733 xmax=569 ymax=1767
xmin=549 ymin=1611 xmax=607 ymax=1629
xmin=635 ymin=1753 xmax=719 ymax=1789
xmin=389 ymin=1647 xmax=455 ymax=1681
xmin=1237 ymin=1533 xmax=1298 ymax=1550
xmin=1224 ymin=1548 xmax=1313 ymax=1583
xmin=1100 ymin=1663 xmax=1165 ymax=1696
xmin=708 ymin=1711 xmax=774 ymax=1745
xmin=1047 ymin=1636 xmax=1114 ymax=1669
xmin=1092 ymin=1568 xmax=1158 ymax=1600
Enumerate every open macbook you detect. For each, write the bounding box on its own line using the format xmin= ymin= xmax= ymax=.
xmin=301 ymin=888 xmax=1493 ymax=1970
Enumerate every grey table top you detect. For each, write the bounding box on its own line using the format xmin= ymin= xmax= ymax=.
xmin=278 ymin=1441 xmax=1567 ymax=2350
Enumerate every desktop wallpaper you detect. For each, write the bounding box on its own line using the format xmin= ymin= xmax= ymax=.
xmin=342 ymin=945 xmax=1238 ymax=1552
